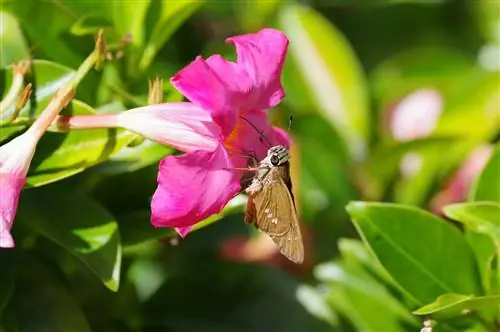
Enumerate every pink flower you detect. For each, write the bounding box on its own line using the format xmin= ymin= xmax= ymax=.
xmin=390 ymin=89 xmax=443 ymax=141
xmin=0 ymin=131 xmax=38 ymax=247
xmin=150 ymin=28 xmax=290 ymax=235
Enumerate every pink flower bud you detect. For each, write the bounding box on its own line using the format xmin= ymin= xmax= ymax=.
xmin=0 ymin=131 xmax=38 ymax=247
xmin=390 ymin=89 xmax=443 ymax=141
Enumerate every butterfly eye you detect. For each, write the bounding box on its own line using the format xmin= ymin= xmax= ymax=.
xmin=270 ymin=155 xmax=280 ymax=166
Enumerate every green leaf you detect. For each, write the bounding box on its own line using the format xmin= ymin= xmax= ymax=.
xmin=277 ymin=3 xmax=369 ymax=158
xmin=413 ymin=293 xmax=500 ymax=322
xmin=17 ymin=186 xmax=121 ymax=291
xmin=346 ymin=202 xmax=482 ymax=304
xmin=27 ymin=99 xmax=136 ymax=187
xmin=470 ymin=144 xmax=500 ymax=203
xmin=0 ymin=12 xmax=30 ymax=68
xmin=315 ymin=261 xmax=418 ymax=331
xmin=435 ymin=70 xmax=500 ymax=141
xmin=468 ymin=232 xmax=497 ymax=296
xmin=92 ymin=139 xmax=172 ymax=176
xmin=139 ymin=0 xmax=203 ymax=70
xmin=7 ymin=258 xmax=91 ymax=332
xmin=444 ymin=202 xmax=500 ymax=245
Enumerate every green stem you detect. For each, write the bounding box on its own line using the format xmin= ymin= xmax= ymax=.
xmin=26 ymin=50 xmax=99 ymax=140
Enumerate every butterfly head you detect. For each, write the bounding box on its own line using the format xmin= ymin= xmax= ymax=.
xmin=263 ymin=145 xmax=289 ymax=167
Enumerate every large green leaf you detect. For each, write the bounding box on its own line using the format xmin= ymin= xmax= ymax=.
xmin=277 ymin=3 xmax=369 ymax=159
xmin=139 ymin=0 xmax=203 ymax=70
xmin=7 ymin=259 xmax=91 ymax=332
xmin=0 ymin=12 xmax=30 ymax=68
xmin=444 ymin=202 xmax=500 ymax=245
xmin=470 ymin=144 xmax=500 ymax=203
xmin=413 ymin=293 xmax=500 ymax=323
xmin=17 ymin=186 xmax=121 ymax=291
xmin=27 ymin=99 xmax=136 ymax=187
xmin=346 ymin=202 xmax=482 ymax=304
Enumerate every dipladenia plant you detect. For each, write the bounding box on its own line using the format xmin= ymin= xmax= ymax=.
xmin=45 ymin=28 xmax=291 ymax=237
xmin=0 ymin=30 xmax=107 ymax=247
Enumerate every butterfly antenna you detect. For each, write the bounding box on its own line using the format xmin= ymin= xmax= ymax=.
xmin=239 ymin=116 xmax=273 ymax=148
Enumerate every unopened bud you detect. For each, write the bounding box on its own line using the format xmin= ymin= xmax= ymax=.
xmin=148 ymin=76 xmax=164 ymax=105
xmin=15 ymin=83 xmax=32 ymax=112
xmin=95 ymin=29 xmax=107 ymax=70
xmin=12 ymin=61 xmax=30 ymax=77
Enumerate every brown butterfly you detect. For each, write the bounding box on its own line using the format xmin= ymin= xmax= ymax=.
xmin=243 ymin=144 xmax=304 ymax=264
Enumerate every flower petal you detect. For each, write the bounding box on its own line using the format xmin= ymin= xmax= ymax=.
xmin=0 ymin=173 xmax=25 ymax=248
xmin=226 ymin=28 xmax=289 ymax=110
xmin=151 ymin=144 xmax=240 ymax=228
xmin=119 ymin=102 xmax=221 ymax=153
xmin=224 ymin=110 xmax=274 ymax=161
xmin=171 ymin=57 xmax=251 ymax=137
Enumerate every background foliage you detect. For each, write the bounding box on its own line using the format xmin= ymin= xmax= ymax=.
xmin=1 ymin=0 xmax=499 ymax=331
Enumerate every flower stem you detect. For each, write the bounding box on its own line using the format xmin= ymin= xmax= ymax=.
xmin=51 ymin=113 xmax=120 ymax=132
xmin=0 ymin=62 xmax=29 ymax=123
xmin=26 ymin=30 xmax=105 ymax=140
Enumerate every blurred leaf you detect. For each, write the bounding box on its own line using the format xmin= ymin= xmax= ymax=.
xmin=473 ymin=0 xmax=500 ymax=43
xmin=435 ymin=70 xmax=500 ymax=141
xmin=139 ymin=0 xmax=203 ymax=71
xmin=370 ymin=48 xmax=473 ymax=112
xmin=470 ymin=144 xmax=500 ymax=203
xmin=315 ymin=261 xmax=417 ymax=331
xmin=8 ymin=259 xmax=91 ymax=332
xmin=346 ymin=202 xmax=482 ymax=304
xmin=70 ymin=13 xmax=112 ymax=36
xmin=277 ymin=4 xmax=369 ymax=159
xmin=235 ymin=0 xmax=282 ymax=32
xmin=120 ymin=210 xmax=174 ymax=248
xmin=413 ymin=293 xmax=500 ymax=323
xmin=444 ymin=202 xmax=500 ymax=245
xmin=17 ymin=186 xmax=121 ymax=291
xmin=144 ymin=260 xmax=333 ymax=332
xmin=0 ymin=12 xmax=30 ymax=68
xmin=465 ymin=231 xmax=497 ymax=295
xmin=112 ymin=1 xmax=150 ymax=47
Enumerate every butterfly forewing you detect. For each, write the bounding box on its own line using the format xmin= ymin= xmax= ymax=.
xmin=247 ymin=165 xmax=304 ymax=264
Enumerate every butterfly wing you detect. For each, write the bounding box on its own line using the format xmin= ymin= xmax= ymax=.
xmin=249 ymin=167 xmax=304 ymax=264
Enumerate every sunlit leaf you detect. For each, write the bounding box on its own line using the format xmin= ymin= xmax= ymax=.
xmin=346 ymin=202 xmax=482 ymax=304
xmin=17 ymin=186 xmax=121 ymax=291
xmin=0 ymin=12 xmax=30 ymax=68
xmin=277 ymin=3 xmax=369 ymax=159
xmin=139 ymin=0 xmax=203 ymax=70
xmin=112 ymin=0 xmax=150 ymax=47
xmin=444 ymin=202 xmax=500 ymax=245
